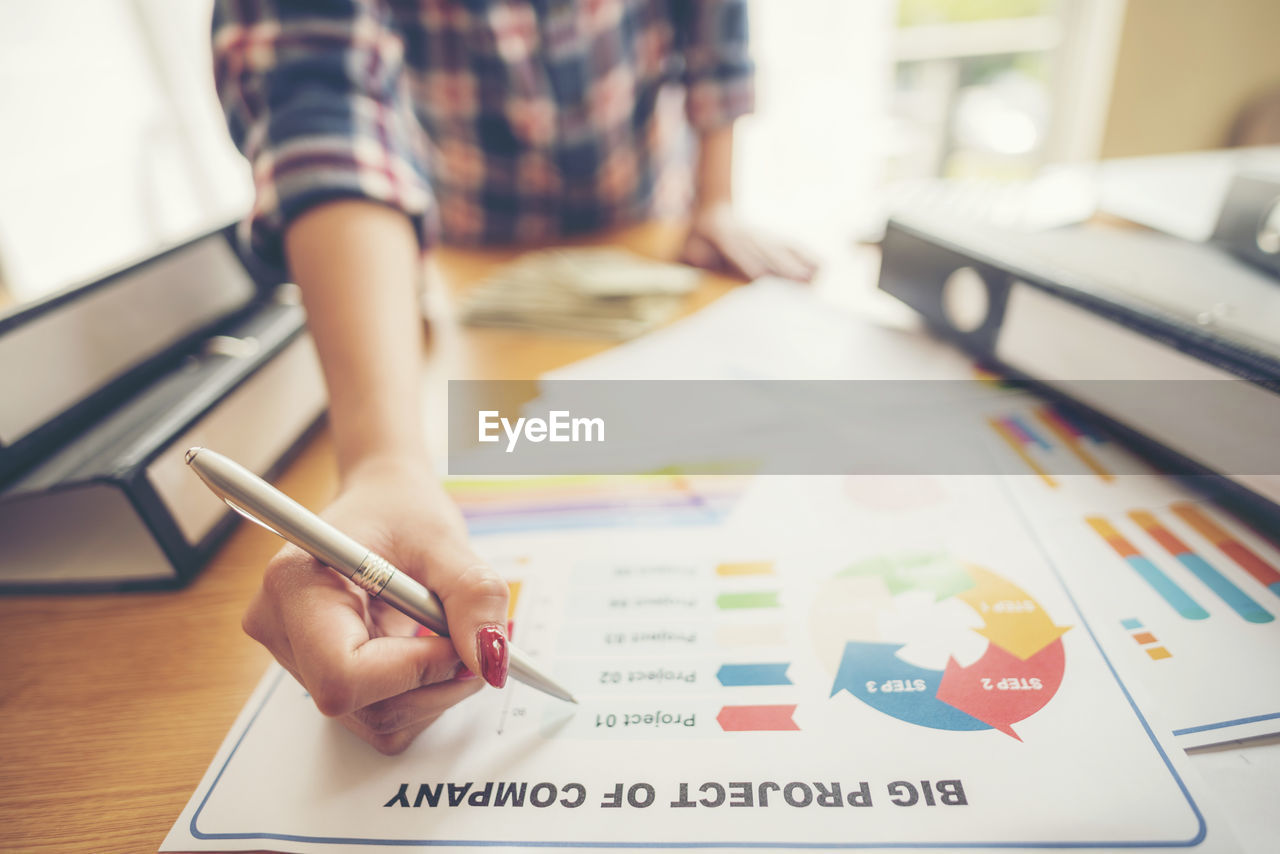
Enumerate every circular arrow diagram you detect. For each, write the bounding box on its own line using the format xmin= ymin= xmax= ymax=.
xmin=827 ymin=559 xmax=1070 ymax=740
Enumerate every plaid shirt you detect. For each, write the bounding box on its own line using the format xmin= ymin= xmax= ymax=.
xmin=213 ymin=0 xmax=754 ymax=266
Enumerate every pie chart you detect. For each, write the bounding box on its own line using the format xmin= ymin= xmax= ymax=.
xmin=812 ymin=554 xmax=1071 ymax=740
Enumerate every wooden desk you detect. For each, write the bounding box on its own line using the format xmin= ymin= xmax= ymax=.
xmin=0 ymin=222 xmax=738 ymax=854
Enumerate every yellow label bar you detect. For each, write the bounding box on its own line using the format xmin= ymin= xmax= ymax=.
xmin=716 ymin=561 xmax=775 ymax=577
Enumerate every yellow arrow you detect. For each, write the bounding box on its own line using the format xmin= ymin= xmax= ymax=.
xmin=958 ymin=565 xmax=1071 ymax=660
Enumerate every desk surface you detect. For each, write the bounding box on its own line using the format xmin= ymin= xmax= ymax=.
xmin=0 ymin=222 xmax=737 ymax=854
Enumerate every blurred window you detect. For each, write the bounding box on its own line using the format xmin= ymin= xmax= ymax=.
xmin=0 ymin=1 xmax=249 ymax=310
xmin=889 ymin=0 xmax=1121 ymax=181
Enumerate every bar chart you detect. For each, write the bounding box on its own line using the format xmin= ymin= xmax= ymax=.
xmin=988 ymin=404 xmax=1118 ymax=487
xmin=1170 ymin=502 xmax=1280 ymax=597
xmin=1087 ymin=508 xmax=1276 ymax=624
xmin=1043 ymin=500 xmax=1280 ymax=744
xmin=1086 ymin=516 xmax=1211 ymax=621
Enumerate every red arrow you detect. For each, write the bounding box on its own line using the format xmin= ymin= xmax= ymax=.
xmin=935 ymin=638 xmax=1065 ymax=740
xmin=716 ymin=704 xmax=799 ymax=732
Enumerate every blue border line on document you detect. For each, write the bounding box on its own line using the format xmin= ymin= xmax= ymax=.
xmin=1173 ymin=711 xmax=1280 ymax=737
xmin=191 ymin=494 xmax=1209 ymax=849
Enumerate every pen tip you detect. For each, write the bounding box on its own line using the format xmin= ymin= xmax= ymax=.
xmin=184 ymin=447 xmax=202 ymax=465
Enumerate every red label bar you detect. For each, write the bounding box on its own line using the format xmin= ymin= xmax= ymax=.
xmin=716 ymin=704 xmax=799 ymax=732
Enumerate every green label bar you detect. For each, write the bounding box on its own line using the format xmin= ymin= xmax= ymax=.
xmin=716 ymin=591 xmax=781 ymax=610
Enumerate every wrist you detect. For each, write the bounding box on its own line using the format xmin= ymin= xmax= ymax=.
xmin=691 ymin=195 xmax=731 ymax=218
xmin=693 ymin=126 xmax=734 ymax=214
xmin=689 ymin=199 xmax=735 ymax=232
xmin=340 ymin=444 xmax=436 ymax=488
xmin=327 ymin=396 xmax=431 ymax=482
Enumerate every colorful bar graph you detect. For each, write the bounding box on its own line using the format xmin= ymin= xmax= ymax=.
xmin=716 ymin=561 xmax=775 ymax=577
xmin=715 ymin=704 xmax=799 ymax=732
xmin=989 ymin=418 xmax=1057 ymax=488
xmin=1086 ymin=517 xmax=1209 ymax=620
xmin=715 ymin=663 xmax=792 ymax=687
xmin=716 ymin=591 xmax=781 ymax=610
xmin=1035 ymin=406 xmax=1114 ymax=482
xmin=1129 ymin=510 xmax=1272 ymax=623
xmin=1170 ymin=502 xmax=1280 ymax=597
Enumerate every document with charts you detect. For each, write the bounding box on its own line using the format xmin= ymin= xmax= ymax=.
xmin=164 ymin=475 xmax=1238 ymax=854
xmin=545 ymin=280 xmax=1280 ymax=749
xmin=981 ymin=393 xmax=1280 ymax=747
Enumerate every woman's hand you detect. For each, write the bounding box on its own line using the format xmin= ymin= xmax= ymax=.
xmin=241 ymin=457 xmax=508 ymax=755
xmin=679 ymin=201 xmax=819 ymax=283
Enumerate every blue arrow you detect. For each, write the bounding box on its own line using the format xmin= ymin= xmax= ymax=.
xmin=716 ymin=663 xmax=792 ymax=687
xmin=831 ymin=641 xmax=989 ymax=733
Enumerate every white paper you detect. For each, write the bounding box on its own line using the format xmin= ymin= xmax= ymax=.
xmin=980 ymin=395 xmax=1280 ymax=748
xmin=166 ymin=284 xmax=1273 ymax=851
xmin=545 ymin=278 xmax=979 ymax=382
xmin=165 ymin=477 xmax=1238 ymax=854
xmin=544 ymin=281 xmax=1280 ymax=750
xmin=1097 ymin=146 xmax=1280 ymax=242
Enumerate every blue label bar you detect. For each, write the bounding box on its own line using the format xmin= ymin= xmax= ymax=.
xmin=716 ymin=662 xmax=792 ymax=687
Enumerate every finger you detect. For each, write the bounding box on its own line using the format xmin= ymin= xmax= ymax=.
xmin=781 ymin=245 xmax=821 ymax=281
xmin=271 ymin=631 xmax=464 ymax=751
xmin=276 ymin=561 xmax=468 ymax=716
xmin=243 ymin=543 xmax=327 ymax=672
xmin=428 ymin=559 xmax=511 ymax=689
xmin=678 ymin=234 xmax=720 ymax=270
xmin=715 ymin=236 xmax=768 ymax=281
xmin=241 ymin=584 xmax=296 ymax=670
xmin=343 ymin=710 xmax=444 ymax=756
xmin=345 ymin=672 xmax=486 ymax=754
xmin=757 ymin=241 xmax=818 ymax=283
xmin=368 ymin=596 xmax=426 ymax=638
xmin=303 ymin=625 xmax=466 ymax=718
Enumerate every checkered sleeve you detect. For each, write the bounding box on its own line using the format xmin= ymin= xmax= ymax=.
xmin=212 ymin=0 xmax=433 ymax=268
xmin=669 ymin=0 xmax=756 ymax=133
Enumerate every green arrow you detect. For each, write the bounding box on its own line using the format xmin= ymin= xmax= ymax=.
xmin=716 ymin=591 xmax=781 ymax=610
xmin=838 ymin=553 xmax=974 ymax=601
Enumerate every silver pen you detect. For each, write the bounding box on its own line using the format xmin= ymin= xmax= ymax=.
xmin=185 ymin=446 xmax=576 ymax=704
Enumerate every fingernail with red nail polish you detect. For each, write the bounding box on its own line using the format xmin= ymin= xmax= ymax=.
xmin=476 ymin=625 xmax=508 ymax=688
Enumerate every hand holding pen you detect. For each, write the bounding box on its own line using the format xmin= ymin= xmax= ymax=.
xmin=188 ymin=448 xmax=574 ymax=755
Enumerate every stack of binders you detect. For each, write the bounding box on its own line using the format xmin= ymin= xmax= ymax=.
xmin=0 ymin=227 xmax=327 ymax=590
xmin=878 ymin=172 xmax=1280 ymax=530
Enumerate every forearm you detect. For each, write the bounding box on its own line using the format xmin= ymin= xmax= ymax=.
xmin=284 ymin=200 xmax=430 ymax=480
xmin=694 ymin=124 xmax=735 ymax=212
